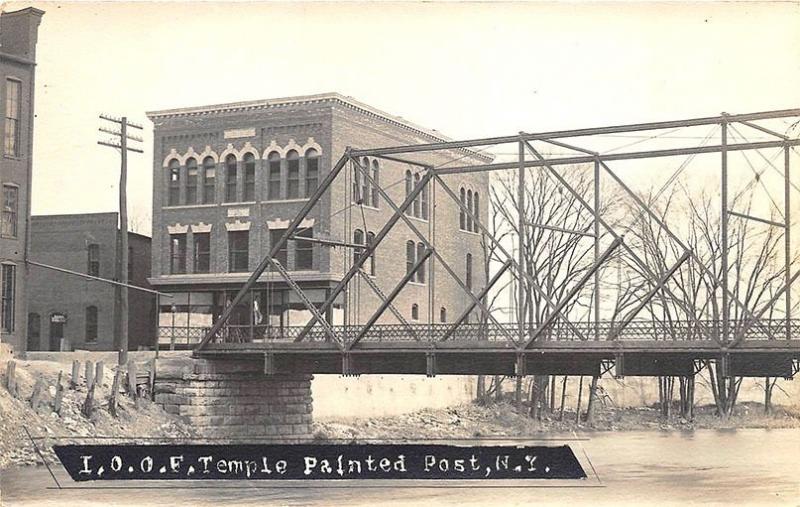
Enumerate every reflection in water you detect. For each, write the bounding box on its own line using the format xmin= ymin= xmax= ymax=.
xmin=2 ymin=429 xmax=799 ymax=506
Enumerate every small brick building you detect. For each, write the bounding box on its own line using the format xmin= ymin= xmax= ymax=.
xmin=146 ymin=93 xmax=491 ymax=343
xmin=26 ymin=212 xmax=154 ymax=351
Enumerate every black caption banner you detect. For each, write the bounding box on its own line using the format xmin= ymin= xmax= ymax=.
xmin=54 ymin=444 xmax=586 ymax=481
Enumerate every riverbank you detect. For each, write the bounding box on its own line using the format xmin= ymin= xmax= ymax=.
xmin=0 ymin=358 xmax=195 ymax=470
xmin=313 ymin=400 xmax=800 ymax=441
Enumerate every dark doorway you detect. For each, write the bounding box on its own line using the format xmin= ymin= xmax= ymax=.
xmin=49 ymin=315 xmax=65 ymax=351
xmin=27 ymin=313 xmax=41 ymax=351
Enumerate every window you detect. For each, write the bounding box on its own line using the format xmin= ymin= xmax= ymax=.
xmin=361 ymin=157 xmax=370 ymax=207
xmin=1 ymin=264 xmax=15 ymax=333
xmin=420 ymin=179 xmax=429 ymax=220
xmin=466 ymin=253 xmax=473 ymax=290
xmin=169 ymin=234 xmax=187 ymax=274
xmin=366 ymin=231 xmax=376 ymax=276
xmin=353 ymin=229 xmax=364 ymax=265
xmin=466 ymin=190 xmax=473 ymax=232
xmin=473 ymin=192 xmax=479 ymax=232
xmin=371 ymin=159 xmax=380 ymax=208
xmin=404 ymin=170 xmax=412 ymax=214
xmin=294 ymin=228 xmax=314 ymax=270
xmin=267 ymin=151 xmax=281 ymax=200
xmin=4 ymin=79 xmax=20 ymax=157
xmin=406 ymin=240 xmax=415 ymax=275
xmin=416 ymin=242 xmax=426 ymax=283
xmin=1 ymin=184 xmax=18 ymax=237
xmin=193 ymin=233 xmax=210 ymax=273
xmin=305 ymin=148 xmax=319 ymax=198
xmin=224 ymin=155 xmax=238 ymax=202
xmin=459 ymin=187 xmax=466 ymax=230
xmin=413 ymin=173 xmax=421 ymax=218
xmin=87 ymin=243 xmax=100 ymax=276
xmin=353 ymin=162 xmax=362 ymax=203
xmin=228 ymin=231 xmax=249 ymax=272
xmin=243 ymin=153 xmax=256 ymax=201
xmin=411 ymin=303 xmax=419 ymax=321
xmin=167 ymin=159 xmax=180 ymax=206
xmin=202 ymin=157 xmax=216 ymax=204
xmin=186 ymin=158 xmax=198 ymax=204
xmin=440 ymin=307 xmax=447 ymax=323
xmin=85 ymin=306 xmax=98 ymax=342
xmin=286 ymin=150 xmax=300 ymax=199
xmin=269 ymin=229 xmax=288 ymax=268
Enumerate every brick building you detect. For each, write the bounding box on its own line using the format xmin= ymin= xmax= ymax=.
xmin=0 ymin=7 xmax=44 ymax=353
xmin=146 ymin=93 xmax=490 ymax=343
xmin=27 ymin=213 xmax=154 ymax=351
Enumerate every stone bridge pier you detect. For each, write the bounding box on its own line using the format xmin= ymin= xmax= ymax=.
xmin=153 ymin=356 xmax=313 ymax=440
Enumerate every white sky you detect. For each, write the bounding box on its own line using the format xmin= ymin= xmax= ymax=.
xmin=8 ymin=1 xmax=800 ymax=236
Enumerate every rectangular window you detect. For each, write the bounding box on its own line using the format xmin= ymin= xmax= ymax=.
xmin=4 ymin=80 xmax=20 ymax=157
xmin=305 ymin=157 xmax=318 ymax=198
xmin=85 ymin=306 xmax=98 ymax=342
xmin=1 ymin=264 xmax=15 ymax=333
xmin=466 ymin=253 xmax=473 ymax=290
xmin=269 ymin=229 xmax=288 ymax=268
xmin=87 ymin=244 xmax=100 ymax=277
xmin=228 ymin=231 xmax=249 ymax=272
xmin=1 ymin=184 xmax=18 ymax=237
xmin=268 ymin=157 xmax=281 ymax=200
xmin=186 ymin=161 xmax=198 ymax=204
xmin=287 ymin=162 xmax=300 ymax=199
xmin=294 ymin=228 xmax=313 ymax=270
xmin=169 ymin=234 xmax=187 ymax=274
xmin=193 ymin=233 xmax=211 ymax=273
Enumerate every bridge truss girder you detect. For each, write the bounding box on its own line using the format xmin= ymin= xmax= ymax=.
xmin=196 ymin=108 xmax=800 ymax=377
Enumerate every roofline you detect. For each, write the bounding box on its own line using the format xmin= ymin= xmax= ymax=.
xmin=32 ymin=211 xmax=118 ymax=220
xmin=146 ymin=92 xmax=493 ymax=163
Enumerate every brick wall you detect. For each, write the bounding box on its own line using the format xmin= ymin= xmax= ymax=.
xmin=154 ymin=356 xmax=313 ymax=440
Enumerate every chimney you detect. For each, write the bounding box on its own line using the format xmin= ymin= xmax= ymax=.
xmin=0 ymin=7 xmax=45 ymax=61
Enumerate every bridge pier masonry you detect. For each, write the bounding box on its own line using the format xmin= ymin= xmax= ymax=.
xmin=153 ymin=356 xmax=313 ymax=441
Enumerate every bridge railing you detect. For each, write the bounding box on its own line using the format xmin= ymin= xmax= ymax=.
xmin=159 ymin=318 xmax=800 ymax=347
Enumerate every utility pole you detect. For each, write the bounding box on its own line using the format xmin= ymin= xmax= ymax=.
xmin=98 ymin=115 xmax=143 ymax=365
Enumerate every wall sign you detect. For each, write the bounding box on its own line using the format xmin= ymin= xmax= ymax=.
xmin=224 ymin=128 xmax=256 ymax=139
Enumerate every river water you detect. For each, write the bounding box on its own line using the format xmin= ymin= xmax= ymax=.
xmin=1 ymin=429 xmax=798 ymax=506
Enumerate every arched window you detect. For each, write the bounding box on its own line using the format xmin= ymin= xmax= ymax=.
xmin=202 ymin=156 xmax=216 ymax=204
xmin=413 ymin=173 xmax=421 ymax=218
xmin=305 ymin=148 xmax=319 ymax=198
xmin=243 ymin=153 xmax=256 ymax=201
xmin=353 ymin=229 xmax=364 ymax=265
xmin=440 ymin=307 xmax=447 ymax=323
xmin=366 ymin=231 xmax=376 ymax=276
xmin=406 ymin=240 xmax=415 ymax=275
xmin=416 ymin=242 xmax=426 ymax=283
xmin=85 ymin=306 xmax=98 ymax=342
xmin=361 ymin=157 xmax=371 ymax=207
xmin=473 ymin=192 xmax=479 ymax=232
xmin=411 ymin=303 xmax=419 ymax=321
xmin=286 ymin=150 xmax=300 ymax=199
xmin=404 ymin=170 xmax=412 ymax=214
xmin=466 ymin=190 xmax=473 ymax=232
xmin=186 ymin=158 xmax=198 ymax=204
xmin=267 ymin=151 xmax=281 ymax=200
xmin=459 ymin=187 xmax=466 ymax=230
xmin=224 ymin=154 xmax=238 ymax=202
xmin=167 ymin=159 xmax=180 ymax=206
xmin=353 ymin=161 xmax=362 ymax=203
xmin=466 ymin=253 xmax=473 ymax=290
xmin=371 ymin=159 xmax=380 ymax=208
xmin=87 ymin=243 xmax=100 ymax=276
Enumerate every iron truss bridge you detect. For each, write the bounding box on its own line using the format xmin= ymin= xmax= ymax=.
xmin=192 ymin=108 xmax=800 ymax=378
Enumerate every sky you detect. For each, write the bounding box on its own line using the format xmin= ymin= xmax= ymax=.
xmin=7 ymin=1 xmax=800 ymax=236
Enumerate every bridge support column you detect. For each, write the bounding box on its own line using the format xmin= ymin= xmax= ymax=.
xmin=154 ymin=356 xmax=313 ymax=441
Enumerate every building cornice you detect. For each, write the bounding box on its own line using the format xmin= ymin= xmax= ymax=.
xmin=147 ymin=92 xmax=493 ymax=164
